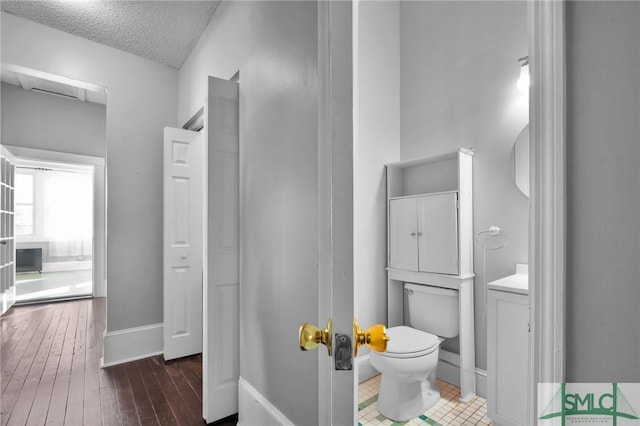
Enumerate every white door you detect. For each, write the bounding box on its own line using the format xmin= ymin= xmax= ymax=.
xmin=417 ymin=192 xmax=459 ymax=275
xmin=202 ymin=76 xmax=240 ymax=423
xmin=0 ymin=146 xmax=16 ymax=315
xmin=236 ymin=3 xmax=356 ymax=425
xmin=389 ymin=197 xmax=419 ymax=271
xmin=317 ymin=2 xmax=356 ymax=425
xmin=163 ymin=128 xmax=203 ymax=360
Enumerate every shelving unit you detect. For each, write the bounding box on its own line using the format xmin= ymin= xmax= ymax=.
xmin=1 ymin=146 xmax=16 ymax=315
xmin=386 ymin=148 xmax=476 ymax=402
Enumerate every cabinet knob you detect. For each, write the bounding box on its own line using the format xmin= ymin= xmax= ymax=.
xmin=410 ymin=232 xmax=416 ymax=237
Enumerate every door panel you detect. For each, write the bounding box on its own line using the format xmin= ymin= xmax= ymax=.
xmin=417 ymin=193 xmax=459 ymax=275
xmin=203 ymin=76 xmax=239 ymax=423
xmin=389 ymin=197 xmax=418 ymax=271
xmin=0 ymin=146 xmax=16 ymax=315
xmin=163 ymin=128 xmax=203 ymax=360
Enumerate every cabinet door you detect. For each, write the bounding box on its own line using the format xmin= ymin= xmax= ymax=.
xmin=417 ymin=192 xmax=458 ymax=274
xmin=487 ymin=290 xmax=530 ymax=425
xmin=389 ymin=197 xmax=418 ymax=271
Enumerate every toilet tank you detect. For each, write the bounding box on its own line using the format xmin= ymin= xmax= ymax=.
xmin=404 ymin=283 xmax=459 ymax=338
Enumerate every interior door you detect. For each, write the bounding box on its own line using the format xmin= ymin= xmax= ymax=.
xmin=0 ymin=146 xmax=16 ymax=315
xmin=235 ymin=2 xmax=355 ymax=425
xmin=319 ymin=2 xmax=355 ymax=424
xmin=202 ymin=76 xmax=240 ymax=423
xmin=163 ymin=127 xmax=203 ymax=360
xmin=417 ymin=192 xmax=459 ymax=275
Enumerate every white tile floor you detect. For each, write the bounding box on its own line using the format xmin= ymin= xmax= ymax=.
xmin=359 ymin=375 xmax=491 ymax=426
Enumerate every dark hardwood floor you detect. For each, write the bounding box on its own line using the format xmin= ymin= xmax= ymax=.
xmin=1 ymin=298 xmax=237 ymax=426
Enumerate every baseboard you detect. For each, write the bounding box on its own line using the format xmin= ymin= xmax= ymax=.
xmin=437 ymin=359 xmax=487 ymax=399
xmin=238 ymin=377 xmax=294 ymax=426
xmin=102 ymin=323 xmax=163 ymax=367
xmin=357 ymin=354 xmax=379 ymax=383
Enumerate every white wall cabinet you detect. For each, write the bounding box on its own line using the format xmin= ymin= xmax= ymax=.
xmin=487 ymin=288 xmax=530 ymax=425
xmin=389 ymin=193 xmax=459 ymax=274
xmin=389 ymin=197 xmax=418 ymax=271
xmin=417 ymin=192 xmax=458 ymax=275
xmin=386 ymin=148 xmax=476 ymax=402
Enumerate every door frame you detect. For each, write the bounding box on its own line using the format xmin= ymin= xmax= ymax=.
xmin=4 ymin=145 xmax=106 ymax=299
xmin=316 ymin=0 xmax=567 ymax=423
xmin=529 ymin=0 xmax=566 ymax=422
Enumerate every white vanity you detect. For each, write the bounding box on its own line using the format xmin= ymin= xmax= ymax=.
xmin=487 ymin=264 xmax=530 ymax=425
xmin=386 ymin=148 xmax=476 ymax=402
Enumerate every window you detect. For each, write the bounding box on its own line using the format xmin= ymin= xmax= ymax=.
xmin=15 ymin=172 xmax=34 ymax=235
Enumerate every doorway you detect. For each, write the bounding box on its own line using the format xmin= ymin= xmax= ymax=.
xmin=14 ymin=159 xmax=95 ymax=304
xmin=353 ymin=1 xmax=530 ymax=424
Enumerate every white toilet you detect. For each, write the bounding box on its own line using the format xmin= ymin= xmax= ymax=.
xmin=370 ymin=283 xmax=459 ymax=422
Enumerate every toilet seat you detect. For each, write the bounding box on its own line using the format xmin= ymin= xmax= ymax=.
xmin=378 ymin=326 xmax=439 ymax=359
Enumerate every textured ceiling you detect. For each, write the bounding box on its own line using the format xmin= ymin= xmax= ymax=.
xmin=1 ymin=1 xmax=221 ymax=69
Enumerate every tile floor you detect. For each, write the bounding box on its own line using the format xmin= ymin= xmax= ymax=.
xmin=359 ymin=375 xmax=491 ymax=426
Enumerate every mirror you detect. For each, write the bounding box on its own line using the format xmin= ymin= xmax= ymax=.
xmin=512 ymin=124 xmax=530 ymax=197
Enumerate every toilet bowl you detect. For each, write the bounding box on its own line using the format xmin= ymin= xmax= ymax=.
xmin=369 ymin=326 xmax=442 ymax=422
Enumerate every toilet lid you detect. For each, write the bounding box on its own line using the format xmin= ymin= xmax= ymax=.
xmin=382 ymin=326 xmax=439 ymax=358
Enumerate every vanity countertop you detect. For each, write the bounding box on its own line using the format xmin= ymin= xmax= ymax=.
xmin=487 ymin=264 xmax=528 ymax=295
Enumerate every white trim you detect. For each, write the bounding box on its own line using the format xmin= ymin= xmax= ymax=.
xmin=182 ymin=106 xmax=204 ymax=132
xmin=4 ymin=145 xmax=105 ymax=167
xmin=238 ymin=377 xmax=294 ymax=426
xmin=5 ymin=145 xmax=107 ymax=300
xmin=93 ymin=164 xmax=107 ymax=298
xmin=2 ymin=63 xmax=107 ymax=94
xmin=529 ymin=0 xmax=566 ymax=424
xmin=102 ymin=323 xmax=163 ymax=367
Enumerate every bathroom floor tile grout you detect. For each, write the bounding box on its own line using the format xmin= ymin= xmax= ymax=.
xmin=358 ymin=375 xmax=492 ymax=425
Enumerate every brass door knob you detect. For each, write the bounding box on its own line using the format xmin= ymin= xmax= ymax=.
xmin=299 ymin=318 xmax=332 ymax=356
xmin=353 ymin=318 xmax=390 ymax=357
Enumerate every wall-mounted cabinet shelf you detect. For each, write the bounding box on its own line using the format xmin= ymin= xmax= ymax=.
xmin=386 ymin=148 xmax=473 ymax=277
xmin=386 ymin=148 xmax=476 ymax=402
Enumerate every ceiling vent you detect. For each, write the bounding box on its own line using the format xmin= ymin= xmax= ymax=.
xmin=1 ymin=64 xmax=107 ymax=105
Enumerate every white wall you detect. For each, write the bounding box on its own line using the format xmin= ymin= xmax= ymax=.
xmin=178 ymin=2 xmax=250 ymax=125
xmin=2 ymin=13 xmax=178 ymax=337
xmin=399 ymin=1 xmax=528 ymax=370
xmin=354 ymin=0 xmax=400 ymax=358
xmin=565 ymin=1 xmax=640 ymax=381
xmin=1 ymin=82 xmax=106 ymax=158
xmin=179 ymin=2 xmax=319 ymax=424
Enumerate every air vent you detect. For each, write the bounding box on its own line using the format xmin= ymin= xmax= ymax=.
xmin=1 ymin=64 xmax=107 ymax=105
xmin=31 ymin=87 xmax=80 ymax=101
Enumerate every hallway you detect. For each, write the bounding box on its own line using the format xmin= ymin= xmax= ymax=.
xmin=0 ymin=298 xmax=218 ymax=426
